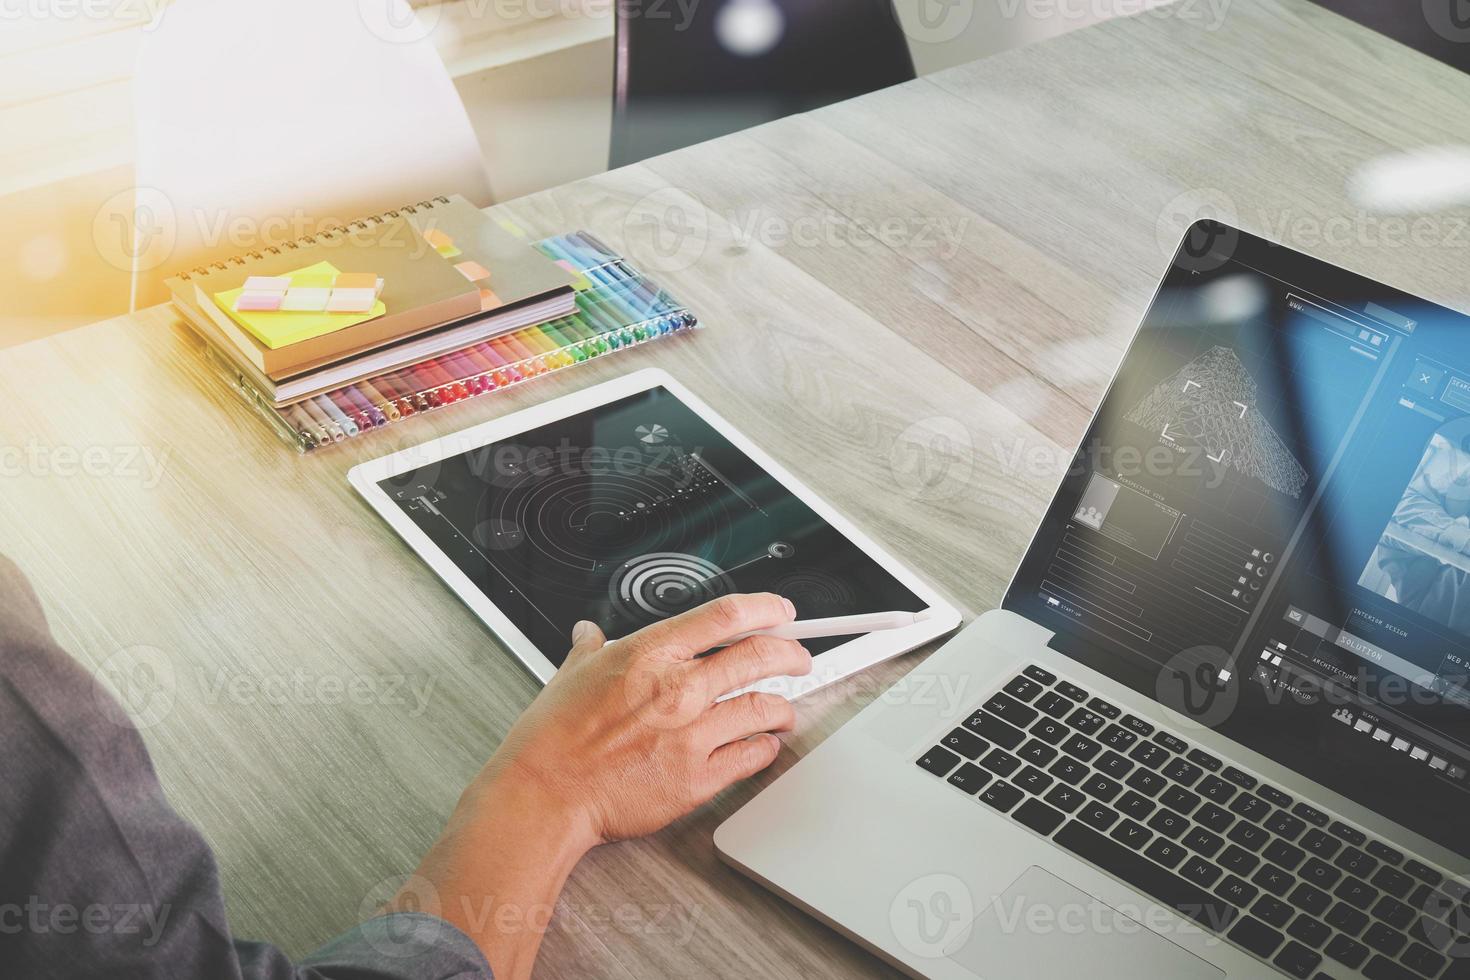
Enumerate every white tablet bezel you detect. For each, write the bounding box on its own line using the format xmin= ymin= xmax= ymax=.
xmin=348 ymin=368 xmax=961 ymax=700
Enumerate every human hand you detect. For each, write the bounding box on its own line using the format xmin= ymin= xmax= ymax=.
xmin=486 ymin=592 xmax=812 ymax=848
xmin=397 ymin=593 xmax=810 ymax=979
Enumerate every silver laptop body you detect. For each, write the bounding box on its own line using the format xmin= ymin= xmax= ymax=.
xmin=718 ymin=224 xmax=1470 ymax=980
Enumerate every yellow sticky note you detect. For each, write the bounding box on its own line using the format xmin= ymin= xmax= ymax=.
xmin=289 ymin=271 xmax=336 ymax=289
xmin=214 ymin=261 xmax=385 ymax=350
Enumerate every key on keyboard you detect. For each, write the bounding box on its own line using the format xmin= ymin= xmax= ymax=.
xmin=1055 ymin=821 xmax=1239 ymax=932
xmin=914 ymin=673 xmax=1463 ymax=980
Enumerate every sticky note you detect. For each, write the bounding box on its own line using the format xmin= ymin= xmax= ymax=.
xmin=214 ymin=261 xmax=386 ymax=349
xmin=327 ymin=288 xmax=378 ymax=312
xmin=436 ymin=243 xmax=463 ymax=259
xmin=455 ymin=261 xmax=492 ymax=282
xmin=235 ymin=291 xmax=283 ymax=312
xmin=289 ymin=272 xmax=336 ymax=290
xmin=554 ymin=258 xmax=593 ymax=291
xmin=479 ymin=288 xmax=503 ymax=311
xmin=281 ymin=288 xmax=331 ymax=311
xmin=242 ymin=276 xmax=291 ymax=292
xmin=334 ymin=273 xmax=379 ymax=291
xmin=422 ymin=228 xmax=454 ymax=250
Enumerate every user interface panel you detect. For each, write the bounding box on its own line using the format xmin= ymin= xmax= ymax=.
xmin=1008 ymin=223 xmax=1470 ymax=851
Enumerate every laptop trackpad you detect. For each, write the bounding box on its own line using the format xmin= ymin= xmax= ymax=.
xmin=946 ymin=867 xmax=1223 ymax=979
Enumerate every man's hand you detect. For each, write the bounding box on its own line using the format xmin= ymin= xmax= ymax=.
xmin=492 ymin=591 xmax=811 ymax=845
xmin=396 ymin=593 xmax=810 ymax=979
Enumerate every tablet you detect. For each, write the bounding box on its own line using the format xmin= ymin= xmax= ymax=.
xmin=348 ymin=369 xmax=961 ymax=698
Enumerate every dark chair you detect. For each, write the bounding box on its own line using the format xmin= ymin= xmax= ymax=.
xmin=1305 ymin=1 xmax=1470 ymax=74
xmin=610 ymin=0 xmax=916 ymax=168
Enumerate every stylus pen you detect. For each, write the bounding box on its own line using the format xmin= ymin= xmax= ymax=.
xmin=725 ymin=609 xmax=933 ymax=644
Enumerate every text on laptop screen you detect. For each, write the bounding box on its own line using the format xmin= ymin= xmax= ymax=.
xmin=1006 ymin=222 xmax=1470 ymax=853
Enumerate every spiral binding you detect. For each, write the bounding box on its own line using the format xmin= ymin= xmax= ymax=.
xmin=175 ymin=195 xmax=452 ymax=281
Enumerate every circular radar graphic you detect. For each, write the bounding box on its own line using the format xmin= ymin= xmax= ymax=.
xmin=479 ymin=444 xmax=742 ymax=606
xmin=770 ymin=566 xmax=858 ymax=616
xmin=636 ymin=424 xmax=669 ymax=445
xmin=611 ymin=552 xmax=731 ymax=621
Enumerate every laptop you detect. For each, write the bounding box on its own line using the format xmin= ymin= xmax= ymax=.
xmin=716 ymin=221 xmax=1470 ymax=980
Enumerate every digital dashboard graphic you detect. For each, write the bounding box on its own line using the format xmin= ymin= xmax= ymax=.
xmin=1125 ymin=345 xmax=1310 ymax=499
xmin=1006 ymin=226 xmax=1470 ymax=853
xmin=380 ymin=387 xmax=922 ymax=662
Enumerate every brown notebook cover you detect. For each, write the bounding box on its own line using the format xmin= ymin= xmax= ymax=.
xmin=172 ymin=285 xmax=576 ymax=406
xmin=163 ymin=196 xmax=574 ymax=379
xmin=404 ymin=196 xmax=577 ymax=306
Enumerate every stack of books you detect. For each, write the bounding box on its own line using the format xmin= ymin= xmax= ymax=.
xmin=166 ymin=196 xmax=699 ymax=453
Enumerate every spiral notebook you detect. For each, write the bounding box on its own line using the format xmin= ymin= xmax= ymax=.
xmin=164 ymin=196 xmax=576 ymax=378
xmin=195 ymin=230 xmax=702 ymax=454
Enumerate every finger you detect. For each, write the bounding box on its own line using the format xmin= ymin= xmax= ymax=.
xmin=696 ymin=635 xmax=811 ymax=698
xmin=703 ymin=733 xmax=782 ymax=795
xmin=638 ymin=593 xmax=795 ymax=660
xmin=701 ymin=692 xmax=796 ymax=747
xmin=565 ymin=620 xmax=606 ymax=662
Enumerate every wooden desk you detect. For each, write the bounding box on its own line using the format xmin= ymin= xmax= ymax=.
xmin=3 ymin=2 xmax=1468 ymax=976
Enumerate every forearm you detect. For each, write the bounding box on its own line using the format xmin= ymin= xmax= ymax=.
xmin=382 ymin=596 xmax=804 ymax=979
xmin=1395 ymin=487 xmax=1470 ymax=552
xmin=394 ymin=768 xmax=596 ymax=980
xmin=0 ymin=552 xmax=493 ymax=980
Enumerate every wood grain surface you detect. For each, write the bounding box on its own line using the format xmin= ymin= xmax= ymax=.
xmin=2 ymin=1 xmax=1467 ymax=975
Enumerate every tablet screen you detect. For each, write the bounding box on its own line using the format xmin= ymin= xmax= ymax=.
xmin=378 ymin=385 xmax=924 ymax=664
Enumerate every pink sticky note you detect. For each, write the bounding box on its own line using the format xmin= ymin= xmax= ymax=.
xmin=235 ymin=291 xmax=283 ymax=312
xmin=479 ymin=288 xmax=503 ymax=311
xmin=423 ymin=228 xmax=454 ymax=250
xmin=455 ymin=261 xmax=492 ymax=282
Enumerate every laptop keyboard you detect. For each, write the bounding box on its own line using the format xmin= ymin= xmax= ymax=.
xmin=915 ymin=665 xmax=1468 ymax=980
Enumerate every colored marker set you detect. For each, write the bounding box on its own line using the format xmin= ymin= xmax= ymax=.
xmin=204 ymin=231 xmax=699 ymax=453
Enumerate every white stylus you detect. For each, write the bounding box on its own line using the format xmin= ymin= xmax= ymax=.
xmin=725 ymin=609 xmax=933 ymax=643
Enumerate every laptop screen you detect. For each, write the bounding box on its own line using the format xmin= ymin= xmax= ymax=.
xmin=1004 ymin=221 xmax=1470 ymax=855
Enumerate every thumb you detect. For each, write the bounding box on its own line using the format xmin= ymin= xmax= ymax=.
xmin=567 ymin=620 xmax=607 ymax=659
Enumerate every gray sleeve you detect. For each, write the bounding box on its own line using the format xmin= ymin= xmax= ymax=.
xmin=0 ymin=555 xmax=492 ymax=980
xmin=1393 ymin=479 xmax=1470 ymax=554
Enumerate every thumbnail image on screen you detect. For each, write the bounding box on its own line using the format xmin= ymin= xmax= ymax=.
xmin=1359 ymin=426 xmax=1470 ymax=637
